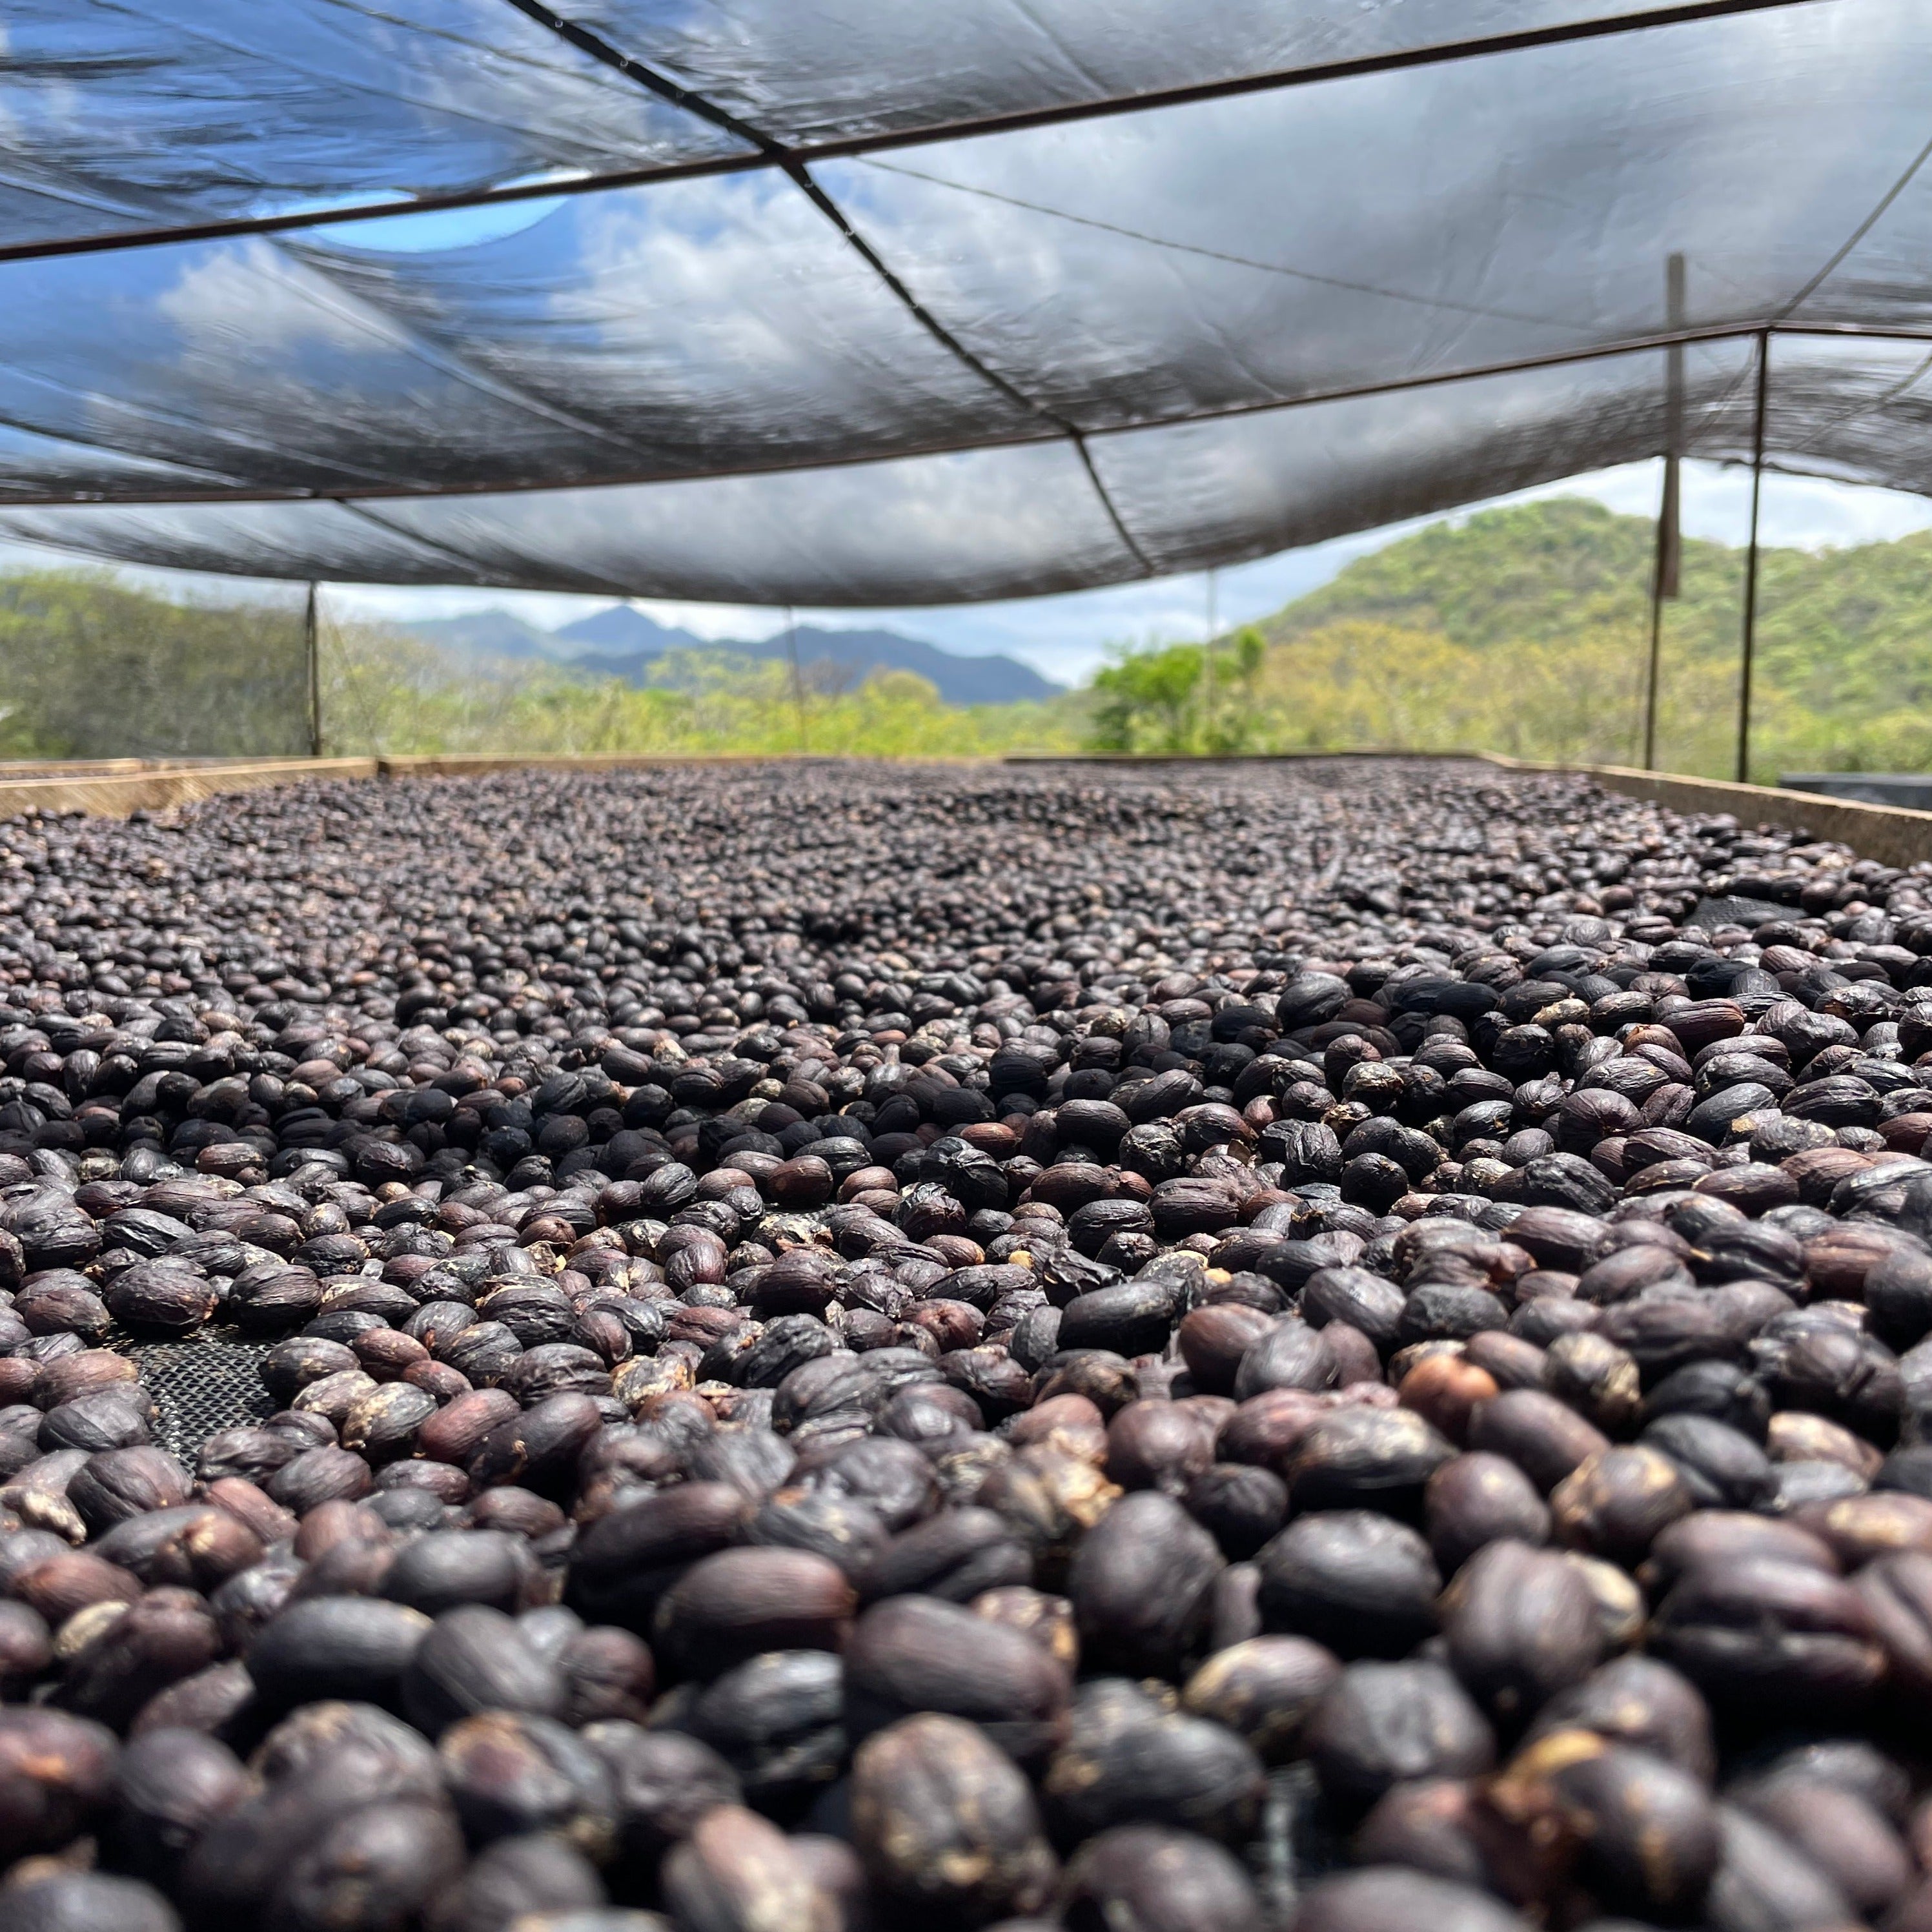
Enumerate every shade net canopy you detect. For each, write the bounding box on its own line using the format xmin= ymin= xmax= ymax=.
xmin=1 ymin=0 xmax=1930 ymax=604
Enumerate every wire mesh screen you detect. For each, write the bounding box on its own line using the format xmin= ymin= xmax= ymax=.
xmin=0 ymin=573 xmax=311 ymax=759
xmin=120 ymin=1332 xmax=278 ymax=1463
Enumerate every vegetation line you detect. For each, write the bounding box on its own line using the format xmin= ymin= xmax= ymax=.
xmin=1 ymin=496 xmax=1929 ymax=782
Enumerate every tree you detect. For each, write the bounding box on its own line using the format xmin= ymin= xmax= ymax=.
xmin=1202 ymin=625 xmax=1266 ymax=752
xmin=1090 ymin=641 xmax=1205 ymax=753
xmin=1088 ymin=627 xmax=1268 ymax=754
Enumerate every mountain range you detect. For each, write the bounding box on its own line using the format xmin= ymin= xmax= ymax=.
xmin=403 ymin=604 xmax=1061 ymax=707
xmin=1250 ymin=495 xmax=1932 ymax=779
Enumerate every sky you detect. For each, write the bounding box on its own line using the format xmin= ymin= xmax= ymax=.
xmin=8 ymin=456 xmax=1932 ymax=693
xmin=309 ymin=458 xmax=1932 ymax=689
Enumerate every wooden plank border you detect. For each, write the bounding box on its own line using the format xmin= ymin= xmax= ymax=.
xmin=0 ymin=751 xmax=859 ymax=817
xmin=1494 ymin=758 xmax=1932 ymax=870
xmin=0 ymin=759 xmax=378 ymax=819
xmin=1009 ymin=751 xmax=1932 ymax=868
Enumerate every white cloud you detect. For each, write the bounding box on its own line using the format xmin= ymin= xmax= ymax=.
xmin=817 ymin=4 xmax=1932 ymax=436
xmin=156 ymin=240 xmax=404 ymax=356
xmin=1598 ymin=461 xmax=1932 ymax=550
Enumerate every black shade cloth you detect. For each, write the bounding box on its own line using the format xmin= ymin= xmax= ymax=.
xmin=0 ymin=1 xmax=1928 ymax=603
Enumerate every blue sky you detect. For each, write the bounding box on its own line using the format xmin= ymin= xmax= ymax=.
xmin=316 ymin=458 xmax=1932 ymax=689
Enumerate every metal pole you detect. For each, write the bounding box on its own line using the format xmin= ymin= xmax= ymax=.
xmin=784 ymin=605 xmax=808 ymax=754
xmin=304 ymin=582 xmax=322 ymax=758
xmin=1659 ymin=252 xmax=1685 ymax=604
xmin=1643 ymin=254 xmax=1684 ymax=770
xmin=1736 ymin=331 xmax=1769 ymax=785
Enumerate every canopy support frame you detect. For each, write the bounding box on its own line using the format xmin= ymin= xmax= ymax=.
xmin=1643 ymin=252 xmax=1685 ymax=771
xmin=785 ymin=605 xmax=808 ymax=753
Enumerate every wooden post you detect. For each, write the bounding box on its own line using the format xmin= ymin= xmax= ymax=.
xmin=1736 ymin=330 xmax=1769 ymax=785
xmin=304 ymin=582 xmax=322 ymax=758
xmin=1642 ymin=252 xmax=1683 ymax=771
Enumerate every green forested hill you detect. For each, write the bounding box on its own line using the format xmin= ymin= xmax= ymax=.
xmin=0 ymin=570 xmax=1082 ymax=761
xmin=1249 ymin=497 xmax=1932 ymax=780
xmin=1276 ymin=498 xmax=1725 ymax=647
xmin=0 ymin=573 xmax=314 ymax=760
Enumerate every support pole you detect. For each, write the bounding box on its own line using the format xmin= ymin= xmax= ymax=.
xmin=1642 ymin=494 xmax=1671 ymax=770
xmin=784 ymin=605 xmax=808 ymax=754
xmin=1643 ymin=253 xmax=1684 ymax=770
xmin=1201 ymin=567 xmax=1219 ymax=749
xmin=304 ymin=582 xmax=322 ymax=758
xmin=1736 ymin=330 xmax=1769 ymax=785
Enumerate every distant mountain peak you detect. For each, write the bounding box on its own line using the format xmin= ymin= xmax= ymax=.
xmin=552 ymin=605 xmax=706 ymax=656
xmin=400 ymin=606 xmax=1063 ymax=707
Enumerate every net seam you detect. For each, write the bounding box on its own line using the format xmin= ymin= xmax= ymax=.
xmin=491 ymin=0 xmax=1159 ymax=573
xmin=1777 ymin=123 xmax=1932 ymax=320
